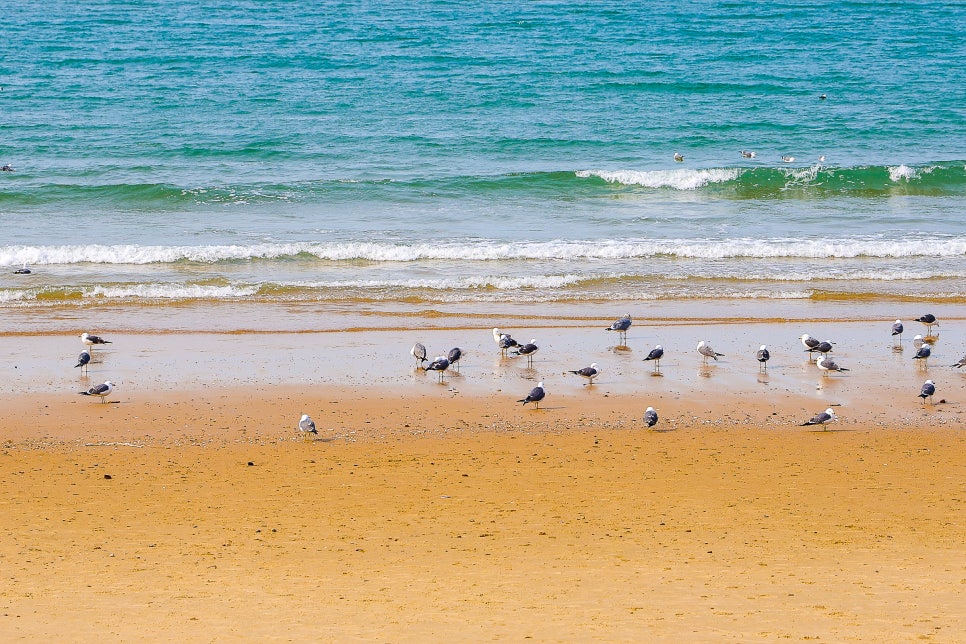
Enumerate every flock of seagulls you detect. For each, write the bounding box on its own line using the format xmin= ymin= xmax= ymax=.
xmin=72 ymin=332 xmax=117 ymax=403
xmin=405 ymin=310 xmax=953 ymax=432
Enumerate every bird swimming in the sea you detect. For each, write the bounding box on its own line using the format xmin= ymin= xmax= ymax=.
xmin=673 ymin=152 xmax=684 ymax=162
xmin=1 ymin=164 xmax=14 ymax=172
xmin=819 ymin=94 xmax=827 ymax=100
xmin=13 ymin=262 xmax=30 ymax=274
xmin=756 ymin=345 xmax=770 ymax=371
xmin=801 ymin=407 xmax=836 ymax=428
xmin=411 ymin=342 xmax=427 ymax=366
xmin=569 ymin=363 xmax=600 ymax=385
xmin=298 ymin=414 xmax=318 ymax=440
xmin=80 ymin=381 xmax=115 ymax=402
xmin=518 ymin=382 xmax=546 ymax=409
xmin=818 ymin=155 xmax=826 ymax=163
xmin=740 ymin=150 xmax=756 ymax=158
xmin=643 ymin=406 xmax=659 ymax=428
xmin=781 ymin=155 xmax=796 ymax=163
xmin=918 ymin=380 xmax=935 ymax=404
xmin=817 ymin=354 xmax=849 ymax=376
xmin=75 ymin=350 xmax=91 ymax=374
xmin=697 ymin=340 xmax=724 ymax=364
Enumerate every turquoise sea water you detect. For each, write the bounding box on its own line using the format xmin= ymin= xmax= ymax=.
xmin=2 ymin=0 xmax=965 ymax=310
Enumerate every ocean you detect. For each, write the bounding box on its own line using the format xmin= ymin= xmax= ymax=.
xmin=2 ymin=0 xmax=966 ymax=324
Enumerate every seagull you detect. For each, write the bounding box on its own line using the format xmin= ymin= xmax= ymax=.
xmin=801 ymin=407 xmax=837 ymax=428
xmin=781 ymin=155 xmax=796 ymax=163
xmin=447 ymin=347 xmax=462 ymax=372
xmin=950 ymin=354 xmax=966 ymax=368
xmin=1 ymin=164 xmax=14 ymax=172
xmin=756 ymin=345 xmax=770 ymax=371
xmin=740 ymin=150 xmax=756 ymax=158
xmin=697 ymin=340 xmax=724 ymax=364
xmin=643 ymin=345 xmax=664 ymax=370
xmin=13 ymin=262 xmax=31 ymax=274
xmin=513 ymin=339 xmax=539 ymax=366
xmin=298 ymin=414 xmax=318 ymax=440
xmin=605 ymin=314 xmax=632 ymax=342
xmin=918 ymin=380 xmax=936 ymax=404
xmin=801 ymin=333 xmax=821 ymax=352
xmin=891 ymin=320 xmax=903 ymax=343
xmin=817 ymin=354 xmax=849 ymax=376
xmin=493 ymin=327 xmax=519 ymax=356
xmin=913 ymin=343 xmax=931 ymax=362
xmin=569 ymin=363 xmax=600 ymax=385
xmin=81 ymin=332 xmax=112 ymax=353
xmin=518 ymin=381 xmax=546 ymax=409
xmin=819 ymin=94 xmax=827 ymax=100
xmin=808 ymin=340 xmax=834 ymax=356
xmin=914 ymin=313 xmax=938 ymax=334
xmin=818 ymin=155 xmax=826 ymax=163
xmin=913 ymin=334 xmax=925 ymax=349
xmin=673 ymin=152 xmax=684 ymax=162
xmin=643 ymin=406 xmax=659 ymax=428
xmin=74 ymin=350 xmax=91 ymax=374
xmin=80 ymin=381 xmax=115 ymax=403
xmin=411 ymin=342 xmax=427 ymax=365
xmin=423 ymin=355 xmax=450 ymax=382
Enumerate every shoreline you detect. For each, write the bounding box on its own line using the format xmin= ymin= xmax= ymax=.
xmin=2 ymin=307 xmax=964 ymax=641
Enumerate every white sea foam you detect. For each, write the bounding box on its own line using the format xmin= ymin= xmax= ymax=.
xmin=576 ymin=168 xmax=741 ymax=190
xmin=888 ymin=164 xmax=918 ymax=182
xmin=3 ymin=236 xmax=966 ymax=266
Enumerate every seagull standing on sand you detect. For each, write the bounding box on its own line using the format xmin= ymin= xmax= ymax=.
xmin=493 ymin=328 xmax=519 ymax=356
xmin=411 ymin=342 xmax=427 ymax=366
xmin=518 ymin=382 xmax=546 ymax=409
xmin=801 ymin=333 xmax=821 ymax=360
xmin=423 ymin=355 xmax=450 ymax=382
xmin=643 ymin=345 xmax=664 ymax=370
xmin=918 ymin=380 xmax=936 ymax=404
xmin=298 ymin=414 xmax=319 ymax=441
xmin=80 ymin=381 xmax=115 ymax=402
xmin=891 ymin=319 xmax=904 ymax=344
xmin=756 ymin=345 xmax=770 ymax=371
xmin=697 ymin=340 xmax=724 ymax=364
xmin=809 ymin=340 xmax=834 ymax=357
xmin=513 ymin=339 xmax=539 ymax=366
xmin=913 ymin=334 xmax=925 ymax=349
xmin=447 ymin=347 xmax=462 ymax=372
xmin=950 ymin=353 xmax=966 ymax=368
xmin=81 ymin=332 xmax=112 ymax=354
xmin=817 ymin=354 xmax=849 ymax=377
xmin=913 ymin=343 xmax=931 ymax=364
xmin=75 ymin=350 xmax=91 ymax=374
xmin=643 ymin=406 xmax=659 ymax=428
xmin=801 ymin=408 xmax=837 ymax=428
xmin=605 ymin=314 xmax=632 ymax=343
xmin=569 ymin=363 xmax=600 ymax=385
xmin=914 ymin=313 xmax=938 ymax=334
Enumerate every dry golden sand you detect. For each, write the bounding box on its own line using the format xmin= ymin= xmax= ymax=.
xmin=1 ymin=382 xmax=964 ymax=642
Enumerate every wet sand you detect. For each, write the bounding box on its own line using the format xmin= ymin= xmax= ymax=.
xmin=2 ymin=310 xmax=965 ymax=641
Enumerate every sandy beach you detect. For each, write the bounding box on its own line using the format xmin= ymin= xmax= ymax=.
xmin=2 ymin=306 xmax=965 ymax=641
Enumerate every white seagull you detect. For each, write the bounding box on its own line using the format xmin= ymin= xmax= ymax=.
xmin=81 ymin=332 xmax=112 ymax=353
xmin=697 ymin=340 xmax=724 ymax=364
xmin=740 ymin=150 xmax=756 ymax=158
xmin=423 ymin=355 xmax=450 ymax=382
xmin=298 ymin=414 xmax=318 ymax=440
xmin=891 ymin=319 xmax=903 ymax=343
xmin=817 ymin=354 xmax=849 ymax=377
xmin=643 ymin=406 xmax=659 ymax=428
xmin=781 ymin=155 xmax=796 ymax=163
xmin=493 ymin=327 xmax=519 ymax=355
xmin=918 ymin=380 xmax=936 ymax=404
xmin=801 ymin=408 xmax=837 ymax=428
xmin=411 ymin=342 xmax=427 ymax=366
xmin=518 ymin=382 xmax=546 ymax=409
xmin=673 ymin=152 xmax=684 ymax=162
xmin=568 ymin=363 xmax=601 ymax=385
xmin=80 ymin=381 xmax=115 ymax=403
xmin=75 ymin=350 xmax=91 ymax=374
xmin=756 ymin=345 xmax=770 ymax=371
